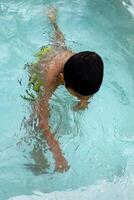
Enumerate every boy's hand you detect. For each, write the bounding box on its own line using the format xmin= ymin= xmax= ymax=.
xmin=47 ymin=7 xmax=57 ymax=23
xmin=73 ymin=100 xmax=89 ymax=111
xmin=55 ymin=155 xmax=70 ymax=172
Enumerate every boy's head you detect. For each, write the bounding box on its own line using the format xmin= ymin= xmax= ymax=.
xmin=63 ymin=51 xmax=104 ymax=98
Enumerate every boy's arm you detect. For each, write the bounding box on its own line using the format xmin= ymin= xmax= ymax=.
xmin=36 ymin=85 xmax=69 ymax=172
xmin=47 ymin=7 xmax=66 ymax=47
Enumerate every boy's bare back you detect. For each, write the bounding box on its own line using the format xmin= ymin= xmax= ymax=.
xmin=43 ymin=50 xmax=73 ymax=93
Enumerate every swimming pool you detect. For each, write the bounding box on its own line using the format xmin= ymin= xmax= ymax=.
xmin=0 ymin=0 xmax=134 ymax=199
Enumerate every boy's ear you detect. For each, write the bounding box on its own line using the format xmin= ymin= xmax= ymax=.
xmin=59 ymin=73 xmax=64 ymax=84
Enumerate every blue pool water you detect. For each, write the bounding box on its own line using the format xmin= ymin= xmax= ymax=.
xmin=0 ymin=0 xmax=134 ymax=199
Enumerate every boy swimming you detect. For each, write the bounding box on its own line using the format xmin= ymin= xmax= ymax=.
xmin=32 ymin=7 xmax=104 ymax=172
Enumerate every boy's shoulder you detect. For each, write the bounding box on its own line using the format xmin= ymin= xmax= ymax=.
xmin=46 ymin=49 xmax=74 ymax=77
xmin=44 ymin=49 xmax=73 ymax=89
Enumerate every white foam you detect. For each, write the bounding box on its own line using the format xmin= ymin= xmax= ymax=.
xmin=8 ymin=176 xmax=134 ymax=200
xmin=123 ymin=0 xmax=134 ymax=16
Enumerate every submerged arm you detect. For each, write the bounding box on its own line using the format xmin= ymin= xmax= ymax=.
xmin=47 ymin=7 xmax=66 ymax=47
xmin=36 ymin=82 xmax=69 ymax=172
